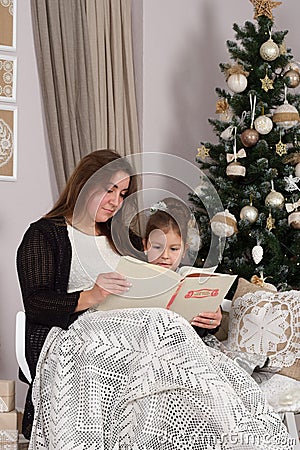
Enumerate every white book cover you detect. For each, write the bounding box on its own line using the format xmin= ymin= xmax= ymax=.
xmin=95 ymin=256 xmax=236 ymax=321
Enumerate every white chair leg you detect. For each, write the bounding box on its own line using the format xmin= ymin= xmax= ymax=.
xmin=15 ymin=311 xmax=32 ymax=383
xmin=284 ymin=412 xmax=300 ymax=449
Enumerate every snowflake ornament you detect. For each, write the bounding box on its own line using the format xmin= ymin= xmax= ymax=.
xmin=284 ymin=175 xmax=300 ymax=192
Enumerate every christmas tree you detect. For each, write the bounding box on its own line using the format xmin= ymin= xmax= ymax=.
xmin=189 ymin=0 xmax=300 ymax=292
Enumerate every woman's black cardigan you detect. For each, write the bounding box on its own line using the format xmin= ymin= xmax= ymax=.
xmin=17 ymin=218 xmax=84 ymax=378
xmin=16 ymin=217 xmax=84 ymax=438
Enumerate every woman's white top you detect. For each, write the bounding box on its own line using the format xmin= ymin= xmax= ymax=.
xmin=67 ymin=224 xmax=120 ymax=293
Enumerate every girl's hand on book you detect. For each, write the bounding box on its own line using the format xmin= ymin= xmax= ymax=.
xmin=190 ymin=306 xmax=222 ymax=329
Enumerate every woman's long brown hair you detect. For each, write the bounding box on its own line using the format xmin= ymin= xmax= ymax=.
xmin=44 ymin=149 xmax=139 ymax=253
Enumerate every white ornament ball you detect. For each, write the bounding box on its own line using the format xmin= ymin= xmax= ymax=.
xmin=240 ymin=205 xmax=259 ymax=223
xmin=288 ymin=211 xmax=300 ymax=229
xmin=227 ymin=73 xmax=248 ymax=93
xmin=295 ymin=162 xmax=300 ymax=177
xmin=226 ymin=161 xmax=246 ymax=178
xmin=272 ymin=101 xmax=300 ymax=129
xmin=210 ymin=209 xmax=238 ymax=237
xmin=265 ymin=190 xmax=285 ymax=209
xmin=254 ymin=115 xmax=273 ymax=135
xmin=252 ymin=245 xmax=263 ymax=264
xmin=260 ymin=38 xmax=280 ymax=61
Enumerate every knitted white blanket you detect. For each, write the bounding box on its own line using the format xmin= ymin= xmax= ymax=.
xmin=29 ymin=308 xmax=294 ymax=450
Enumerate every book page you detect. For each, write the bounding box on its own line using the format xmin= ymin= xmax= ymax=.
xmin=115 ymin=256 xmax=180 ymax=298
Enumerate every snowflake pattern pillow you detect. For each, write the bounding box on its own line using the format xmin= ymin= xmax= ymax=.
xmin=226 ymin=278 xmax=300 ymax=381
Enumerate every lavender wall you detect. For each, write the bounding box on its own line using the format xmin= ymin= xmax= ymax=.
xmin=142 ymin=0 xmax=300 ymax=196
xmin=0 ymin=0 xmax=56 ymax=407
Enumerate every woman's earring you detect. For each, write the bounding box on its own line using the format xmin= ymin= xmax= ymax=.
xmin=144 ymin=250 xmax=148 ymax=255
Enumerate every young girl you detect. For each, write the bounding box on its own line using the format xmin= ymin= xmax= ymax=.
xmin=142 ymin=197 xmax=222 ymax=337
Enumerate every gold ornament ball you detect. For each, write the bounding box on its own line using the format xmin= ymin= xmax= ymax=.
xmin=260 ymin=38 xmax=280 ymax=61
xmin=295 ymin=163 xmax=300 ymax=177
xmin=227 ymin=73 xmax=248 ymax=93
xmin=254 ymin=115 xmax=273 ymax=135
xmin=285 ymin=69 xmax=300 ymax=88
xmin=240 ymin=129 xmax=259 ymax=147
xmin=226 ymin=161 xmax=246 ymax=179
xmin=240 ymin=205 xmax=259 ymax=223
xmin=283 ymin=62 xmax=300 ymax=75
xmin=288 ymin=211 xmax=300 ymax=229
xmin=265 ymin=191 xmax=285 ymax=209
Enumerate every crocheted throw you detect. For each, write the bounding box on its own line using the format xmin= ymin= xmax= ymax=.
xmin=29 ymin=308 xmax=294 ymax=450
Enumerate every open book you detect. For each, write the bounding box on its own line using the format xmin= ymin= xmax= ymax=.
xmin=95 ymin=256 xmax=236 ymax=322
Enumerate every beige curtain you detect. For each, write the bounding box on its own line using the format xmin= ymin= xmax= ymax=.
xmin=31 ymin=0 xmax=140 ymax=193
xmin=31 ymin=0 xmax=97 ymax=192
xmin=86 ymin=0 xmax=140 ymax=156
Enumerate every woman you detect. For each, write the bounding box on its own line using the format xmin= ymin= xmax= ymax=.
xmin=16 ymin=149 xmax=140 ymax=439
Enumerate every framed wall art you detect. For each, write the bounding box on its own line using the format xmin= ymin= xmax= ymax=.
xmin=0 ymin=0 xmax=16 ymax=51
xmin=0 ymin=104 xmax=17 ymax=180
xmin=0 ymin=54 xmax=17 ymax=101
